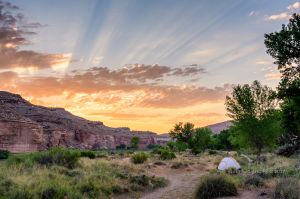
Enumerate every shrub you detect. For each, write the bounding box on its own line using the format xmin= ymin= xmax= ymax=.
xmin=36 ymin=148 xmax=81 ymax=168
xmin=167 ymin=141 xmax=188 ymax=152
xmin=194 ymin=175 xmax=238 ymax=199
xmin=130 ymin=136 xmax=140 ymax=150
xmin=160 ymin=150 xmax=176 ymax=160
xmin=274 ymin=178 xmax=300 ymax=199
xmin=131 ymin=152 xmax=149 ymax=164
xmin=0 ymin=150 xmax=10 ymax=160
xmin=153 ymin=147 xmax=176 ymax=160
xmin=80 ymin=150 xmax=96 ymax=159
xmin=244 ymin=175 xmax=264 ymax=187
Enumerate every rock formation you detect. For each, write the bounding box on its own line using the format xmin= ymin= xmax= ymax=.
xmin=0 ymin=91 xmax=169 ymax=152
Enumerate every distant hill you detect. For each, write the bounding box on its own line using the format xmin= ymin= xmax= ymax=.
xmin=205 ymin=121 xmax=232 ymax=134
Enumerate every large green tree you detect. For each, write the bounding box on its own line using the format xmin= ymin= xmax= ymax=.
xmin=264 ymin=13 xmax=300 ymax=137
xmin=225 ymin=81 xmax=281 ymax=156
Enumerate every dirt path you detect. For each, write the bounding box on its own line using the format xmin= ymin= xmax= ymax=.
xmin=141 ymin=162 xmax=210 ymax=199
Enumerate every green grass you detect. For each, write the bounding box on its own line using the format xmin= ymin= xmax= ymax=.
xmin=0 ymin=149 xmax=167 ymax=199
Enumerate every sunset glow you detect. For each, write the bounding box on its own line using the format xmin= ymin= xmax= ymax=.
xmin=1 ymin=0 xmax=298 ymax=133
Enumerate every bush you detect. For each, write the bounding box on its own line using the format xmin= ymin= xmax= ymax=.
xmin=167 ymin=141 xmax=189 ymax=152
xmin=159 ymin=150 xmax=176 ymax=160
xmin=0 ymin=150 xmax=10 ymax=160
xmin=274 ymin=178 xmax=300 ymax=199
xmin=194 ymin=175 xmax=238 ymax=199
xmin=131 ymin=152 xmax=149 ymax=164
xmin=80 ymin=150 xmax=96 ymax=159
xmin=36 ymin=148 xmax=81 ymax=168
xmin=244 ymin=175 xmax=264 ymax=187
xmin=153 ymin=147 xmax=176 ymax=160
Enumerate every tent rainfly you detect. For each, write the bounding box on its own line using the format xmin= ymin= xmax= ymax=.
xmin=217 ymin=157 xmax=241 ymax=171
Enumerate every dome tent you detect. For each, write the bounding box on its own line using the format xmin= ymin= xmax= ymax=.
xmin=217 ymin=157 xmax=241 ymax=171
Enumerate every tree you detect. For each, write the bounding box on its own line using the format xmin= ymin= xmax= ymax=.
xmin=190 ymin=128 xmax=213 ymax=154
xmin=130 ymin=136 xmax=140 ymax=150
xmin=169 ymin=122 xmax=194 ymax=144
xmin=212 ymin=129 xmax=235 ymax=151
xmin=264 ymin=13 xmax=300 ymax=137
xmin=225 ymin=81 xmax=281 ymax=156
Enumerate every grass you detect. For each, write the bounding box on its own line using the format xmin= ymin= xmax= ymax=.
xmin=0 ymin=149 xmax=167 ymax=199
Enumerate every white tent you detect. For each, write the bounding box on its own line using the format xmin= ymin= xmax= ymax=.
xmin=217 ymin=157 xmax=241 ymax=171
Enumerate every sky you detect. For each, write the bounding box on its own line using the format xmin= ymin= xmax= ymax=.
xmin=0 ymin=0 xmax=299 ymax=133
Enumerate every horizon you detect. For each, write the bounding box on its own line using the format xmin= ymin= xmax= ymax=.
xmin=0 ymin=0 xmax=298 ymax=133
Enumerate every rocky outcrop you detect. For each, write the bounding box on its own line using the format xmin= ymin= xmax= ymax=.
xmin=0 ymin=91 xmax=167 ymax=152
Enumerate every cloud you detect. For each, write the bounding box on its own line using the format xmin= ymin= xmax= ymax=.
xmin=267 ymin=12 xmax=290 ymax=21
xmin=267 ymin=2 xmax=300 ymax=21
xmin=287 ymin=2 xmax=300 ymax=10
xmin=0 ymin=1 xmax=70 ymax=70
xmin=0 ymin=65 xmax=229 ymax=108
xmin=249 ymin=11 xmax=259 ymax=17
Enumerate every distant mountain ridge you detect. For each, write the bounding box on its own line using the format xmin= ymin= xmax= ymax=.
xmin=205 ymin=121 xmax=232 ymax=134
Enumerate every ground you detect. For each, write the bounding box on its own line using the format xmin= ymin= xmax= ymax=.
xmin=0 ymin=150 xmax=298 ymax=199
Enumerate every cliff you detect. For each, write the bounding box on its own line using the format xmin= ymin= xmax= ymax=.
xmin=0 ymin=91 xmax=168 ymax=152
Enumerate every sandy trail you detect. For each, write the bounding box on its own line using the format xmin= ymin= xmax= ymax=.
xmin=141 ymin=162 xmax=209 ymax=199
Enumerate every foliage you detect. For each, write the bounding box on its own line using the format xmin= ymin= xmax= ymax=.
xmin=190 ymin=128 xmax=213 ymax=154
xmin=225 ymin=80 xmax=281 ymax=156
xmin=167 ymin=141 xmax=189 ymax=152
xmin=264 ymin=13 xmax=300 ymax=81
xmin=169 ymin=123 xmax=216 ymax=154
xmin=169 ymin=122 xmax=194 ymax=144
xmin=274 ymin=178 xmax=300 ymax=199
xmin=6 ymin=148 xmax=81 ymax=168
xmin=264 ymin=13 xmax=300 ymax=150
xmin=194 ymin=174 xmax=238 ymax=199
xmin=131 ymin=152 xmax=149 ymax=164
xmin=0 ymin=150 xmax=10 ymax=160
xmin=212 ymin=130 xmax=235 ymax=150
xmin=36 ymin=148 xmax=81 ymax=168
xmin=130 ymin=136 xmax=140 ymax=150
xmin=80 ymin=150 xmax=96 ymax=159
xmin=152 ymin=147 xmax=176 ymax=160
xmin=0 ymin=151 xmax=167 ymax=199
